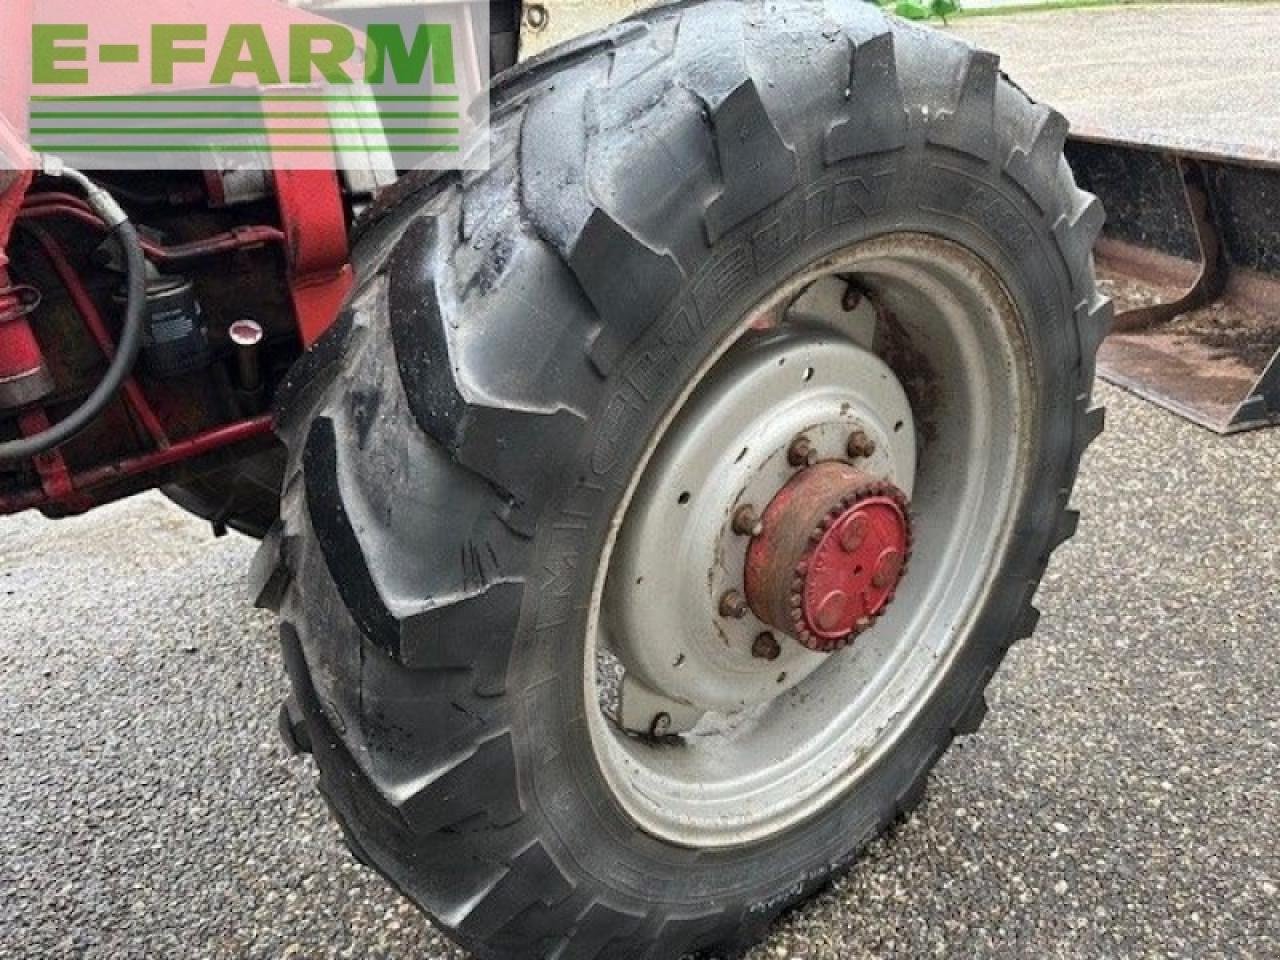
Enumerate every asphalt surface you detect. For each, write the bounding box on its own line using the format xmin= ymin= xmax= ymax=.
xmin=4 ymin=382 xmax=1278 ymax=959
xmin=4 ymin=6 xmax=1280 ymax=960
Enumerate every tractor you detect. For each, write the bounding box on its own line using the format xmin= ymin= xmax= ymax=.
xmin=2 ymin=1 xmax=1275 ymax=957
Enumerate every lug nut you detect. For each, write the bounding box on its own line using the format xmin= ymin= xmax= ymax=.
xmin=847 ymin=429 xmax=876 ymax=459
xmin=719 ymin=590 xmax=749 ymax=619
xmin=752 ymin=631 xmax=782 ymax=661
xmin=842 ymin=283 xmax=863 ymax=312
xmin=732 ymin=504 xmax=764 ymax=537
xmin=787 ymin=434 xmax=818 ymax=468
xmin=649 ymin=712 xmax=671 ymax=736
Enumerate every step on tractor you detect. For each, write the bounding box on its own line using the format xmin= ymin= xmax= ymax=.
xmin=2 ymin=1 xmax=1276 ymax=957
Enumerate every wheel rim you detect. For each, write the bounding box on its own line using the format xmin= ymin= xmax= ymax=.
xmin=585 ymin=233 xmax=1036 ymax=848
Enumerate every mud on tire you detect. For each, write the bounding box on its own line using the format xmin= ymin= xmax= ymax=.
xmin=258 ymin=2 xmax=1110 ymax=957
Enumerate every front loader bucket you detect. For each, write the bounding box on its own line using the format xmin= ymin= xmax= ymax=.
xmin=1065 ymin=128 xmax=1280 ymax=434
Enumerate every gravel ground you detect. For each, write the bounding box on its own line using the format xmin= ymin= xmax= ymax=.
xmin=4 ymin=382 xmax=1277 ymax=959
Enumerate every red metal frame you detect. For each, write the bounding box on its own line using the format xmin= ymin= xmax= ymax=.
xmin=273 ymin=166 xmax=354 ymax=348
xmin=0 ymin=0 xmax=352 ymax=516
xmin=0 ymin=416 xmax=275 ymax=514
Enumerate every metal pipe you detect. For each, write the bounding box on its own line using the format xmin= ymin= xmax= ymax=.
xmin=229 ymin=317 xmax=265 ymax=395
xmin=0 ymin=415 xmax=274 ymax=513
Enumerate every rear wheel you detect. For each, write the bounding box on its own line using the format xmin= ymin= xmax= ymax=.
xmin=260 ymin=2 xmax=1110 ymax=957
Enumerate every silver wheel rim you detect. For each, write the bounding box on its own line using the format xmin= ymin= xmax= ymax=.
xmin=585 ymin=234 xmax=1036 ymax=848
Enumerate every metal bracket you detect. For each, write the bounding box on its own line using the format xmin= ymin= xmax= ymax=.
xmin=1111 ymin=158 xmax=1228 ymax=334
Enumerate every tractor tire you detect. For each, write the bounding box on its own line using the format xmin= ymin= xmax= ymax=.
xmin=258 ymin=2 xmax=1110 ymax=958
xmin=162 ymin=444 xmax=285 ymax=539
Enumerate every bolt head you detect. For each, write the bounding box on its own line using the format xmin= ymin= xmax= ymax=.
xmin=719 ymin=590 xmax=749 ymax=619
xmin=733 ymin=504 xmax=763 ymax=537
xmin=229 ymin=317 xmax=264 ymax=347
xmin=847 ymin=429 xmax=876 ymax=459
xmin=787 ymin=435 xmax=817 ymax=468
xmin=525 ymin=4 xmax=549 ymax=29
xmin=752 ymin=631 xmax=781 ymax=661
xmin=650 ymin=712 xmax=671 ymax=736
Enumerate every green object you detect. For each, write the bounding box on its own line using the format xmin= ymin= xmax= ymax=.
xmin=892 ymin=0 xmax=959 ymax=21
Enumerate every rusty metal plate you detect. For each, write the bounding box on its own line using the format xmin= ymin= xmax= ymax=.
xmin=1097 ymin=254 xmax=1280 ymax=434
xmin=1070 ymin=134 xmax=1280 ymax=434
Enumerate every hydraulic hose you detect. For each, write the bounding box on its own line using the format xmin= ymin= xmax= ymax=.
xmin=0 ymin=162 xmax=147 ymax=465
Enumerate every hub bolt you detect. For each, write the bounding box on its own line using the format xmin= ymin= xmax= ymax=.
xmin=650 ymin=713 xmax=672 ymax=736
xmin=787 ymin=434 xmax=818 ymax=468
xmin=752 ymin=631 xmax=782 ymax=661
xmin=842 ymin=283 xmax=863 ymax=312
xmin=732 ymin=504 xmax=764 ymax=537
xmin=847 ymin=429 xmax=876 ymax=459
xmin=719 ymin=590 xmax=749 ymax=619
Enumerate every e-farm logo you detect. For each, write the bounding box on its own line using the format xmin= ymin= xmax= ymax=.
xmin=33 ymin=23 xmax=457 ymax=88
xmin=23 ymin=4 xmax=489 ymax=172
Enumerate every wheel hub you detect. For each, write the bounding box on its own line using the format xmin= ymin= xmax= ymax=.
xmin=603 ymin=324 xmax=918 ymax=734
xmin=745 ymin=463 xmax=911 ymax=653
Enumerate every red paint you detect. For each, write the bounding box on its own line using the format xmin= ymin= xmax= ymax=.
xmin=801 ymin=495 xmax=909 ymax=644
xmin=745 ymin=461 xmax=911 ymax=654
xmin=0 ymin=271 xmax=47 ymax=389
xmin=0 ymin=415 xmax=274 ymax=515
xmin=272 ymin=163 xmax=352 ymax=346
xmin=16 ymin=408 xmax=94 ymax=511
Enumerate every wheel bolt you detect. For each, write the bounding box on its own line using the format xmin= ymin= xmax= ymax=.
xmin=787 ymin=435 xmax=817 ymax=468
xmin=732 ymin=504 xmax=763 ymax=537
xmin=752 ymin=631 xmax=781 ymax=661
xmin=847 ymin=429 xmax=876 ymax=459
xmin=842 ymin=283 xmax=862 ymax=312
xmin=719 ymin=589 xmax=749 ymax=619
xmin=650 ymin=712 xmax=671 ymax=736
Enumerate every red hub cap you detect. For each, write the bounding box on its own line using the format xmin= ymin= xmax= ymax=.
xmin=744 ymin=462 xmax=911 ymax=653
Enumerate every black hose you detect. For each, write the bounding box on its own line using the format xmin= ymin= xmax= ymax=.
xmin=0 ymin=220 xmax=147 ymax=464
